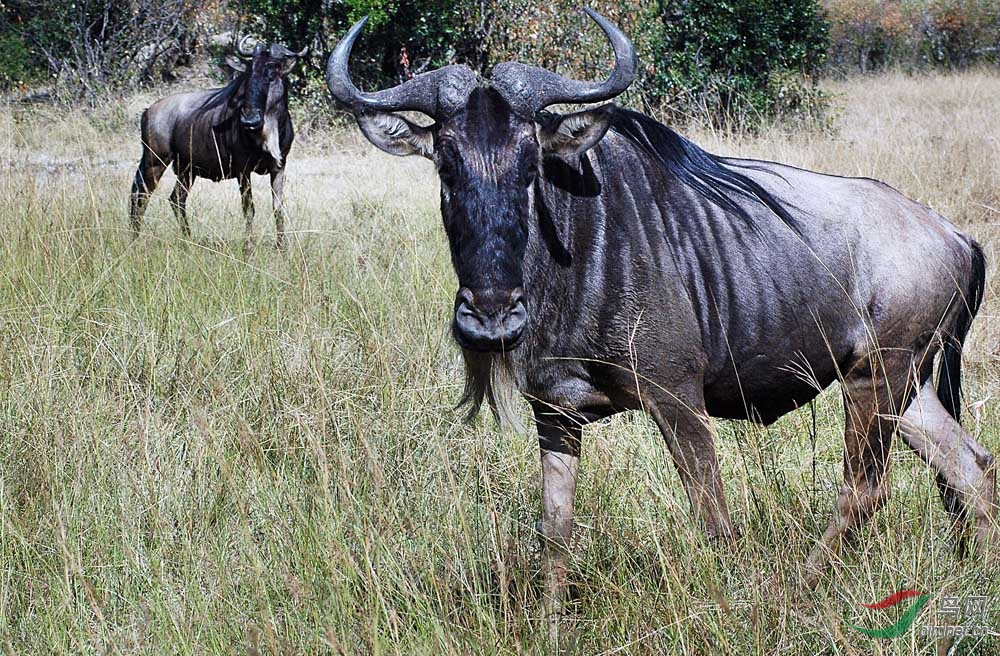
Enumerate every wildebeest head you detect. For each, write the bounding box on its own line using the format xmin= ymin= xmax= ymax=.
xmin=227 ymin=36 xmax=308 ymax=133
xmin=326 ymin=10 xmax=635 ymax=352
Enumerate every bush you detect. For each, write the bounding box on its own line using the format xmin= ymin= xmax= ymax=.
xmin=2 ymin=0 xmax=210 ymax=97
xmin=0 ymin=30 xmax=39 ymax=88
xmin=231 ymin=0 xmax=831 ymax=128
xmin=457 ymin=0 xmax=830 ymax=128
xmin=233 ymin=0 xmax=469 ymax=107
xmin=826 ymin=0 xmax=1000 ymax=73
xmin=6 ymin=0 xmax=834 ymax=127
xmin=657 ymin=0 xmax=830 ymax=127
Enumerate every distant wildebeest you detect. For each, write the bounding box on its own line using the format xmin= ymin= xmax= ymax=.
xmin=327 ymin=10 xmax=997 ymax=638
xmin=130 ymin=37 xmax=307 ymax=254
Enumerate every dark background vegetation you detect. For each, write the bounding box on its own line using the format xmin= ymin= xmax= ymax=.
xmin=1 ymin=0 xmax=999 ymax=125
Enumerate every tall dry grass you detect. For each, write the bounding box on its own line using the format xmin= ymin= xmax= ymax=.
xmin=0 ymin=70 xmax=998 ymax=654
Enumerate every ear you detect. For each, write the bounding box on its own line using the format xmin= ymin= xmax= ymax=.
xmin=225 ymin=55 xmax=247 ymax=73
xmin=356 ymin=111 xmax=434 ymax=158
xmin=537 ymin=104 xmax=615 ymax=159
xmin=279 ymin=56 xmax=299 ymax=75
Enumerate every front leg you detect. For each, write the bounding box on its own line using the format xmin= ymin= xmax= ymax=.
xmin=533 ymin=404 xmax=583 ymax=644
xmin=239 ymin=174 xmax=255 ymax=257
xmin=270 ymin=168 xmax=287 ymax=251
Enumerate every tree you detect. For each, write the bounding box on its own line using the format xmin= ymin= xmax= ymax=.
xmin=2 ymin=0 xmax=205 ymax=95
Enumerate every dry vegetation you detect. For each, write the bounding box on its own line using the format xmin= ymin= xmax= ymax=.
xmin=1 ymin=70 xmax=999 ymax=654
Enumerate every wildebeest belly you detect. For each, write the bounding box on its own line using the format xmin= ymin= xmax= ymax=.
xmin=704 ymin=299 xmax=864 ymax=424
xmin=185 ymin=156 xmax=273 ymax=181
xmin=703 ymin=345 xmax=850 ymax=423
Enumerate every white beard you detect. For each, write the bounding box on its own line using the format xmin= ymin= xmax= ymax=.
xmin=261 ymin=113 xmax=282 ymax=167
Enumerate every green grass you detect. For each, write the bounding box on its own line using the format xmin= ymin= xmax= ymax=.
xmin=1 ymin=71 xmax=999 ymax=654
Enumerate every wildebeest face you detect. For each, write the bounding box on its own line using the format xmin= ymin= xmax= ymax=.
xmin=353 ymin=89 xmax=614 ymax=352
xmin=325 ymin=11 xmax=632 ymax=352
xmin=238 ymin=45 xmax=294 ymax=132
xmin=436 ymin=88 xmax=534 ymax=352
xmin=227 ymin=42 xmax=304 ymax=134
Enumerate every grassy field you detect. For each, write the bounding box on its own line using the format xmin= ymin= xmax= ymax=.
xmin=1 ymin=70 xmax=999 ymax=654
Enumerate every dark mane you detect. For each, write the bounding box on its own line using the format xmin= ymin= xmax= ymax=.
xmin=200 ymin=73 xmax=246 ymax=112
xmin=609 ymin=109 xmax=800 ymax=233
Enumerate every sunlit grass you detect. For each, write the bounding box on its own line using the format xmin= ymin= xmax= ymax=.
xmin=1 ymin=70 xmax=999 ymax=654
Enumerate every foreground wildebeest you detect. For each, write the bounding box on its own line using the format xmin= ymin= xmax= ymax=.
xmin=327 ymin=9 xmax=997 ymax=637
xmin=130 ymin=37 xmax=307 ymax=253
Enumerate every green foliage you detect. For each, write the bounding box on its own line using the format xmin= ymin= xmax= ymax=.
xmin=6 ymin=0 xmax=834 ymax=125
xmin=234 ymin=0 xmax=469 ymax=108
xmin=0 ymin=30 xmax=40 ymax=87
xmin=355 ymin=0 xmax=832 ymax=127
xmin=657 ymin=0 xmax=830 ymax=126
xmin=0 ymin=2 xmax=64 ymax=89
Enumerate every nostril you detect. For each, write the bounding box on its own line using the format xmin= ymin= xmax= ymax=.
xmin=456 ymin=287 xmax=475 ymax=307
xmin=456 ymin=303 xmax=479 ymax=321
xmin=499 ymin=298 xmax=527 ymax=340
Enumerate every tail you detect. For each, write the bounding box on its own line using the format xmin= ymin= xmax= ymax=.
xmin=138 ymin=109 xmax=150 ymax=167
xmin=937 ymin=239 xmax=987 ymax=423
xmin=130 ymin=109 xmax=151 ymax=232
xmin=131 ymin=109 xmax=151 ymax=188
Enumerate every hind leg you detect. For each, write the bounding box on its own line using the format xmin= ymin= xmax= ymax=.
xmin=900 ymin=380 xmax=998 ymax=554
xmin=169 ymin=170 xmax=195 ymax=238
xmin=803 ymin=350 xmax=915 ymax=586
xmin=129 ymin=153 xmax=167 ymax=237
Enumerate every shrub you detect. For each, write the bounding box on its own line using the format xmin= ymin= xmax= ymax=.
xmin=825 ymin=0 xmax=1000 ymax=73
xmin=232 ymin=0 xmax=470 ymax=118
xmin=452 ymin=0 xmax=830 ymax=127
xmin=7 ymin=0 xmax=834 ymax=127
xmin=2 ymin=0 xmax=208 ymax=97
xmin=656 ymin=0 xmax=830 ymax=127
xmin=0 ymin=30 xmax=39 ymax=88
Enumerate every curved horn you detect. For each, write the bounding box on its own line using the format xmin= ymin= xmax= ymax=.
xmin=269 ymin=44 xmax=309 ymax=58
xmin=490 ymin=8 xmax=636 ymax=116
xmin=237 ymin=34 xmax=256 ymax=57
xmin=326 ymin=16 xmax=476 ymax=117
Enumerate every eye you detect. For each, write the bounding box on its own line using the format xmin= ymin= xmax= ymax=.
xmin=434 ymin=146 xmax=459 ymax=187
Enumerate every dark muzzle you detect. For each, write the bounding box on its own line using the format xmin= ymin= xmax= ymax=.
xmin=240 ymin=111 xmax=263 ymax=131
xmin=453 ymin=287 xmax=527 ymax=352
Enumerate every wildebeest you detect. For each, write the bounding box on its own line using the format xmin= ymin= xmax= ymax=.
xmin=130 ymin=37 xmax=307 ymax=254
xmin=327 ymin=10 xmax=997 ymax=637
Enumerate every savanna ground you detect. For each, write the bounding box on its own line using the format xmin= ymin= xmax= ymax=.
xmin=1 ymin=70 xmax=999 ymax=655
